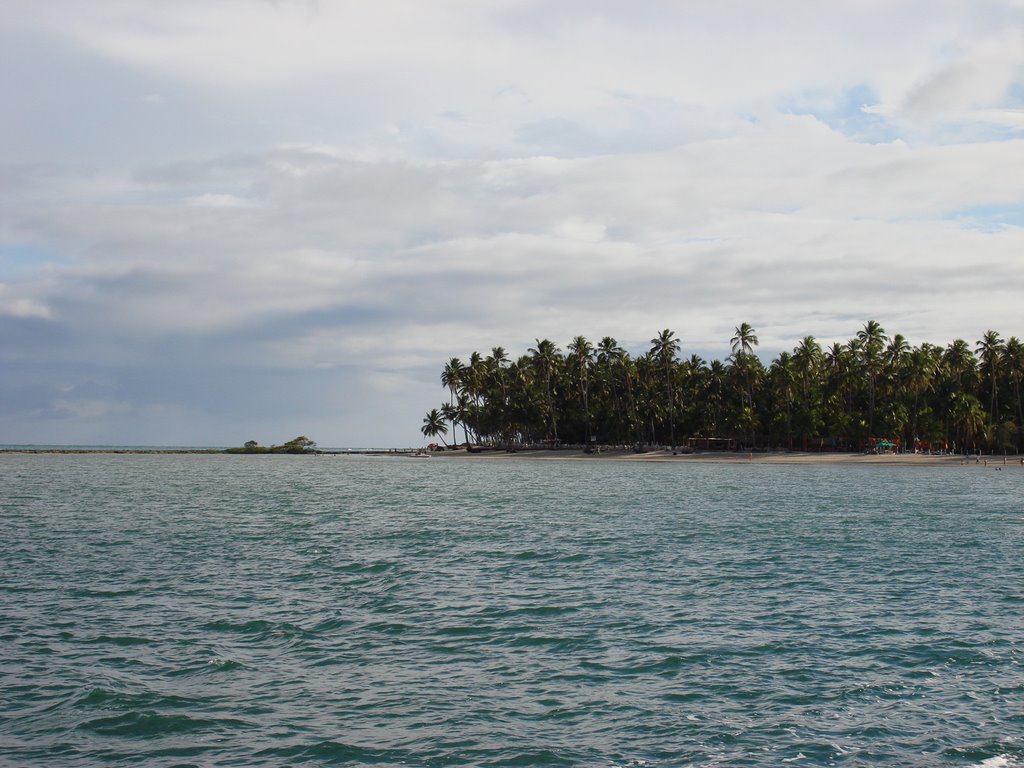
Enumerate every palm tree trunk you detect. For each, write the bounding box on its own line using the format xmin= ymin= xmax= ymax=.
xmin=1015 ymin=374 xmax=1023 ymax=451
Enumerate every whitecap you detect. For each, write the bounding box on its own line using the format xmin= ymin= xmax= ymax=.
xmin=973 ymin=757 xmax=1014 ymax=768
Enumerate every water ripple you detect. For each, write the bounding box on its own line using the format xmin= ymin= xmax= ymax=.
xmin=1 ymin=454 xmax=1022 ymax=766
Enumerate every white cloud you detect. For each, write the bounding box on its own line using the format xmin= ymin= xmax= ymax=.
xmin=899 ymin=29 xmax=1024 ymax=118
xmin=11 ymin=137 xmax=1021 ymax=354
xmin=0 ymin=283 xmax=52 ymax=319
xmin=3 ymin=1 xmax=1024 ymax=445
xmin=553 ymin=217 xmax=607 ymax=243
xmin=11 ymin=2 xmax=1022 ymax=147
xmin=185 ymin=193 xmax=257 ymax=208
xmin=0 ymin=297 xmax=52 ymax=320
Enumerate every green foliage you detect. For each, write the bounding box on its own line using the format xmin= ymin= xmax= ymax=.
xmin=274 ymin=436 xmax=317 ymax=453
xmin=425 ymin=322 xmax=1024 ymax=454
xmin=226 ymin=436 xmax=317 ymax=454
xmin=421 ymin=409 xmax=449 ymax=445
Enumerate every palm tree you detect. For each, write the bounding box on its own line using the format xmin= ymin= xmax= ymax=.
xmin=976 ymin=330 xmax=1005 ymax=428
xmin=881 ymin=333 xmax=911 ymax=444
xmin=856 ymin=320 xmax=888 ymax=437
xmin=905 ymin=345 xmax=937 ymax=449
xmin=703 ymin=359 xmax=727 ymax=436
xmin=943 ymin=339 xmax=976 ymax=388
xmin=824 ymin=341 xmax=858 ymax=442
xmin=568 ymin=335 xmax=594 ymax=444
xmin=730 ymin=322 xmax=760 ymax=446
xmin=792 ymin=336 xmax=823 ymax=450
xmin=440 ymin=402 xmax=460 ymax=447
xmin=421 ymin=409 xmax=449 ymax=446
xmin=491 ymin=346 xmax=508 ymax=364
xmin=469 ymin=352 xmax=495 ymax=437
xmin=529 ymin=339 xmax=561 ymax=440
xmin=441 ymin=358 xmax=464 ymax=406
xmin=456 ymin=394 xmax=474 ymax=446
xmin=619 ymin=350 xmax=641 ymax=444
xmin=635 ymin=352 xmax=661 ymax=444
xmin=650 ymin=329 xmax=681 ymax=447
xmin=937 ymin=339 xmax=977 ymax=448
xmin=465 ymin=352 xmax=486 ymax=401
xmin=1003 ymin=336 xmax=1024 ymax=450
xmin=680 ymin=354 xmax=706 ymax=437
xmin=731 ymin=322 xmax=759 ymax=358
xmin=596 ymin=337 xmax=626 ymax=442
xmin=951 ymin=393 xmax=986 ymax=452
xmin=490 ymin=346 xmax=509 ymax=404
xmin=506 ymin=355 xmax=537 ymax=443
xmin=479 ymin=347 xmax=510 ymax=444
xmin=768 ymin=351 xmax=797 ymax=448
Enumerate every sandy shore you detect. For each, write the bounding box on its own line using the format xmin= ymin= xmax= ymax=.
xmin=428 ymin=448 xmax=1021 ymax=466
xmin=3 ymin=448 xmax=1018 ymax=468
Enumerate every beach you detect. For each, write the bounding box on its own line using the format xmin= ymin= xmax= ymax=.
xmin=427 ymin=447 xmax=1014 ymax=466
xmin=3 ymin=446 xmax=1019 ymax=468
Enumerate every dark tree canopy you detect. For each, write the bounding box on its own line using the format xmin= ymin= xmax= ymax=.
xmin=424 ymin=323 xmax=1024 ymax=454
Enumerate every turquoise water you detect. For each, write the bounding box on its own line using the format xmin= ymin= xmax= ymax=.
xmin=1 ymin=454 xmax=1022 ymax=767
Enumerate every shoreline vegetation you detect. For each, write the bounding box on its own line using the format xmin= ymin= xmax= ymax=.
xmin=422 ymin=321 xmax=1024 ymax=458
xmin=224 ymin=436 xmax=317 ymax=454
xmin=7 ymin=320 xmax=1023 ymax=467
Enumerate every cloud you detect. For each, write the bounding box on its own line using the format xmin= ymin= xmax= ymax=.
xmin=0 ymin=294 xmax=52 ymax=319
xmin=7 ymin=138 xmax=1023 ymax=357
xmin=185 ymin=193 xmax=257 ymax=208
xmin=900 ymin=30 xmax=1024 ymax=118
xmin=0 ymin=281 xmax=53 ymax=319
xmin=11 ymin=2 xmax=1021 ymax=149
xmin=2 ymin=1 xmax=1024 ymax=445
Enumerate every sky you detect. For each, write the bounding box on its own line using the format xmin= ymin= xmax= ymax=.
xmin=2 ymin=1 xmax=1024 ymax=448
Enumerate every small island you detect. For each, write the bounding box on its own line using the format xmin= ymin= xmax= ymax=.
xmin=421 ymin=321 xmax=1023 ymax=457
xmin=225 ymin=436 xmax=318 ymax=454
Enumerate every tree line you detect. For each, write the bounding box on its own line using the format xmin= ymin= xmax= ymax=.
xmin=421 ymin=322 xmax=1024 ymax=454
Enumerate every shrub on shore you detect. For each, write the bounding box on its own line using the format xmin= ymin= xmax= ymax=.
xmin=226 ymin=436 xmax=317 ymax=454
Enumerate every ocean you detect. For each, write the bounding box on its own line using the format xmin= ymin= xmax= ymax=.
xmin=1 ymin=453 xmax=1021 ymax=767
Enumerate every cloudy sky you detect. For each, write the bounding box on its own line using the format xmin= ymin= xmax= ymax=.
xmin=2 ymin=1 xmax=1023 ymax=447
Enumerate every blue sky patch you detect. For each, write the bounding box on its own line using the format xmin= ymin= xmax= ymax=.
xmin=944 ymin=204 xmax=1024 ymax=232
xmin=0 ymin=243 xmax=68 ymax=278
xmin=780 ymin=84 xmax=900 ymax=144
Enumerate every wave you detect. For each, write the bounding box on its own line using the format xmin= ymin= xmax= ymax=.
xmin=77 ymin=711 xmax=251 ymax=737
xmin=254 ymin=740 xmax=413 ymax=763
